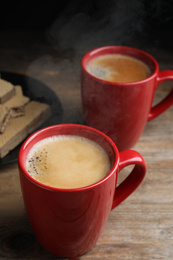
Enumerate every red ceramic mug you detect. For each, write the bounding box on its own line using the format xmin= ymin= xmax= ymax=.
xmin=81 ymin=46 xmax=173 ymax=151
xmin=18 ymin=124 xmax=146 ymax=258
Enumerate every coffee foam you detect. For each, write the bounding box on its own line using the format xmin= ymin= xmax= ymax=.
xmin=26 ymin=135 xmax=111 ymax=189
xmin=87 ymin=54 xmax=151 ymax=83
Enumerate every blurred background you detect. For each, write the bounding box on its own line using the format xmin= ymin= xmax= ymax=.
xmin=0 ymin=0 xmax=173 ymax=122
xmin=0 ymin=0 xmax=173 ymax=53
xmin=0 ymin=2 xmax=173 ymax=259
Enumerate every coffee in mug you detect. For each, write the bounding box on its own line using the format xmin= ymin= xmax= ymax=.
xmin=26 ymin=135 xmax=111 ymax=189
xmin=81 ymin=46 xmax=173 ymax=151
xmin=86 ymin=54 xmax=151 ymax=83
xmin=18 ymin=124 xmax=146 ymax=258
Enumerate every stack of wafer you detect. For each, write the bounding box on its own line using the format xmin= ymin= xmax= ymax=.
xmin=0 ymin=78 xmax=51 ymax=158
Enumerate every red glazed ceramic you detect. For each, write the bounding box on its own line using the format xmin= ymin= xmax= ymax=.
xmin=18 ymin=124 xmax=146 ymax=258
xmin=81 ymin=46 xmax=173 ymax=151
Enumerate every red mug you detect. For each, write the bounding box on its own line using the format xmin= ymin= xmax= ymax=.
xmin=81 ymin=46 xmax=173 ymax=151
xmin=18 ymin=124 xmax=146 ymax=258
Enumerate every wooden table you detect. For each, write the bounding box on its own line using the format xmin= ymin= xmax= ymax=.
xmin=0 ymin=31 xmax=173 ymax=260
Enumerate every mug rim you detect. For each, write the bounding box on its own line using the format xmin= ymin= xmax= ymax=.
xmin=81 ymin=45 xmax=159 ymax=85
xmin=18 ymin=124 xmax=119 ymax=193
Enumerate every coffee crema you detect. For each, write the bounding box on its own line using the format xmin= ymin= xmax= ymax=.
xmin=26 ymin=135 xmax=111 ymax=189
xmin=86 ymin=54 xmax=151 ymax=83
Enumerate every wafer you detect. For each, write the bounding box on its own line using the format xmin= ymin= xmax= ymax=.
xmin=5 ymin=85 xmax=30 ymax=110
xmin=0 ymin=85 xmax=30 ymax=133
xmin=0 ymin=105 xmax=11 ymax=133
xmin=0 ymin=101 xmax=51 ymax=158
xmin=11 ymin=107 xmax=25 ymax=118
xmin=0 ymin=78 xmax=15 ymax=104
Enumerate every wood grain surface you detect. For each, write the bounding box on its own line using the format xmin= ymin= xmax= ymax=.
xmin=0 ymin=31 xmax=173 ymax=260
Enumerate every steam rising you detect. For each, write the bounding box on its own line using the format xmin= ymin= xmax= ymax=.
xmin=46 ymin=0 xmax=146 ymax=56
xmin=27 ymin=0 xmax=148 ymax=124
xmin=28 ymin=0 xmax=147 ymax=80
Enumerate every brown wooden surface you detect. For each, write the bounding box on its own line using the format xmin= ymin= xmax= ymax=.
xmin=0 ymin=31 xmax=173 ymax=260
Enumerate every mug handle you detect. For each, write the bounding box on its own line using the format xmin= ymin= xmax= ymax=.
xmin=148 ymin=70 xmax=173 ymax=121
xmin=111 ymin=150 xmax=146 ymax=210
